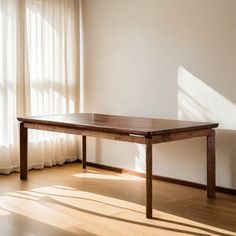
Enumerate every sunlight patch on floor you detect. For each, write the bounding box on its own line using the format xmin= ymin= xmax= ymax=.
xmin=178 ymin=66 xmax=236 ymax=130
xmin=0 ymin=208 xmax=10 ymax=216
xmin=0 ymin=186 xmax=234 ymax=236
xmin=73 ymin=172 xmax=144 ymax=181
xmin=0 ymin=194 xmax=82 ymax=230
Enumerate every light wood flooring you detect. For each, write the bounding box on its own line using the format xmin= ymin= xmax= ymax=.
xmin=0 ymin=163 xmax=235 ymax=236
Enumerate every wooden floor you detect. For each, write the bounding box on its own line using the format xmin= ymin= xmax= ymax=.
xmin=0 ymin=163 xmax=235 ymax=236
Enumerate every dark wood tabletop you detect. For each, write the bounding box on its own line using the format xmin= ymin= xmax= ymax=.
xmin=17 ymin=113 xmax=219 ymax=136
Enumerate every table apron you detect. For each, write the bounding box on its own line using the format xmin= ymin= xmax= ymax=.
xmin=23 ymin=122 xmax=146 ymax=144
xmin=152 ymin=129 xmax=212 ymax=144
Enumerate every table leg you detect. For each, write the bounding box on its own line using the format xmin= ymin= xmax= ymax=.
xmin=146 ymin=138 xmax=152 ymax=218
xmin=82 ymin=136 xmax=87 ymax=169
xmin=20 ymin=122 xmax=28 ymax=180
xmin=207 ymin=129 xmax=216 ymax=198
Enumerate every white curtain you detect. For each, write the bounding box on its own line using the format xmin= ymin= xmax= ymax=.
xmin=0 ymin=0 xmax=80 ymax=174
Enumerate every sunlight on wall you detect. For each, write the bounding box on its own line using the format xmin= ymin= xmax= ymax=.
xmin=135 ymin=144 xmax=145 ymax=173
xmin=178 ymin=66 xmax=236 ymax=130
xmin=133 ymin=67 xmax=236 ymax=176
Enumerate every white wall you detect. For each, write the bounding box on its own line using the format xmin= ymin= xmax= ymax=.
xmin=82 ymin=0 xmax=236 ymax=189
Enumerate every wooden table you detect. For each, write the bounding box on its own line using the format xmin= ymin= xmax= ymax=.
xmin=17 ymin=113 xmax=219 ymax=218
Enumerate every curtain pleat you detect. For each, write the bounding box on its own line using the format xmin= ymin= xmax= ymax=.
xmin=0 ymin=0 xmax=80 ymax=174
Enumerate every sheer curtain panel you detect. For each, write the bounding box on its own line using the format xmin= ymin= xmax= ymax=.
xmin=0 ymin=0 xmax=80 ymax=174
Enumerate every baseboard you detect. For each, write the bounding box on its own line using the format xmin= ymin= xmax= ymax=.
xmin=76 ymin=160 xmax=236 ymax=196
